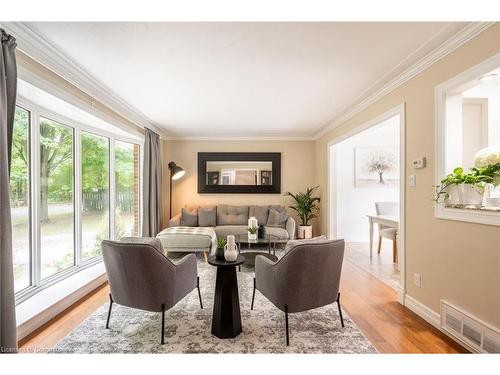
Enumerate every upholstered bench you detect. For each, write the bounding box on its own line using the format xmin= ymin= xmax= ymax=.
xmin=156 ymin=226 xmax=217 ymax=254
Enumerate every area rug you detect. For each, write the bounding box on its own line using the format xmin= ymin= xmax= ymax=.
xmin=52 ymin=252 xmax=376 ymax=354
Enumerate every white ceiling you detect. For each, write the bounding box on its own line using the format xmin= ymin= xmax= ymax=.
xmin=26 ymin=22 xmax=470 ymax=138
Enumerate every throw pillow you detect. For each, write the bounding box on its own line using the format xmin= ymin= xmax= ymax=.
xmin=249 ymin=205 xmax=269 ymax=226
xmin=180 ymin=208 xmax=198 ymax=226
xmin=266 ymin=207 xmax=288 ymax=228
xmin=198 ymin=206 xmax=216 ymax=227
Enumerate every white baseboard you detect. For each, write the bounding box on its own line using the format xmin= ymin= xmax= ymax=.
xmin=17 ymin=273 xmax=107 ymax=341
xmin=404 ymin=294 xmax=441 ymax=329
xmin=403 ymin=294 xmax=480 ymax=352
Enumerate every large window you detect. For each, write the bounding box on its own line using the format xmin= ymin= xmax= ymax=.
xmin=114 ymin=141 xmax=140 ymax=239
xmin=81 ymin=132 xmax=110 ymax=260
xmin=11 ymin=107 xmax=31 ymax=293
xmin=11 ymin=93 xmax=142 ymax=300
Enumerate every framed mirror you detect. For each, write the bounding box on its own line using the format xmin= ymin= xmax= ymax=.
xmin=198 ymin=152 xmax=281 ymax=193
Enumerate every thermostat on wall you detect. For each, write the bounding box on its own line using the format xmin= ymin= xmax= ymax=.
xmin=412 ymin=157 xmax=426 ymax=169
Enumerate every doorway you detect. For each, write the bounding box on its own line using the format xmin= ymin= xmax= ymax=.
xmin=327 ymin=105 xmax=405 ymax=299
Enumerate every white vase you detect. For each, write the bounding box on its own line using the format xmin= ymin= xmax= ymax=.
xmin=248 ymin=233 xmax=257 ymax=241
xmin=224 ymin=235 xmax=238 ymax=262
xmin=297 ymin=225 xmax=313 ymax=239
xmin=457 ymin=184 xmax=484 ymax=207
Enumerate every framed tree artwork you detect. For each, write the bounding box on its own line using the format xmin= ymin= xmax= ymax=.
xmin=354 ymin=147 xmax=399 ymax=187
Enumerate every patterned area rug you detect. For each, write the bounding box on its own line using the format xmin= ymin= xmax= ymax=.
xmin=52 ymin=251 xmax=376 ymax=354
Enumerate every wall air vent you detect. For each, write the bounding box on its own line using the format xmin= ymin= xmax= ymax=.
xmin=440 ymin=300 xmax=500 ymax=353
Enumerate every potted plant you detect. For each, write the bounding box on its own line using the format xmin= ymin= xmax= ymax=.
xmin=285 ymin=186 xmax=320 ymax=239
xmin=434 ymin=167 xmax=492 ymax=207
xmin=215 ymin=237 xmax=226 ymax=260
xmin=247 ymin=225 xmax=258 ymax=241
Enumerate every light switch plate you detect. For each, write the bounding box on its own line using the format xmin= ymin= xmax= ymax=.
xmin=409 ymin=175 xmax=416 ymax=187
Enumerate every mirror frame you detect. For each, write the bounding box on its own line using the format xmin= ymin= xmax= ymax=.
xmin=198 ymin=152 xmax=281 ymax=194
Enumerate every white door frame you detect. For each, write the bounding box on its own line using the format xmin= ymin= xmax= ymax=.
xmin=327 ymin=103 xmax=406 ymax=303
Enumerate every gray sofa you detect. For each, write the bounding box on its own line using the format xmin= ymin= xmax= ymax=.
xmin=168 ymin=204 xmax=296 ymax=241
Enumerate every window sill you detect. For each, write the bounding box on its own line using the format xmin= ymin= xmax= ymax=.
xmin=435 ymin=204 xmax=500 ymax=226
xmin=16 ymin=262 xmax=107 ymax=341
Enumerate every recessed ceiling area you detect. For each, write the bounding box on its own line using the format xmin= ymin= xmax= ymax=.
xmin=25 ymin=22 xmax=470 ymax=138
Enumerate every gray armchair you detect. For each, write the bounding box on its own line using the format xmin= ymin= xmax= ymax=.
xmin=101 ymin=238 xmax=203 ymax=344
xmin=252 ymin=239 xmax=345 ymax=346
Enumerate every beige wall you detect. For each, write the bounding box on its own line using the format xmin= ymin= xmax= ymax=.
xmin=315 ymin=24 xmax=500 ymax=327
xmin=162 ymin=140 xmax=316 ymax=228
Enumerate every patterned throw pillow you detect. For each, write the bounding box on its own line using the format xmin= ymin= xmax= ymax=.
xmin=266 ymin=207 xmax=288 ymax=228
xmin=180 ymin=208 xmax=198 ymax=227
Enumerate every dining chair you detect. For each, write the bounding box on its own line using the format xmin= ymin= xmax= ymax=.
xmin=374 ymin=202 xmax=398 ymax=255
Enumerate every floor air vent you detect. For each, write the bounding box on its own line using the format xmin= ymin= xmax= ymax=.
xmin=440 ymin=300 xmax=500 ymax=353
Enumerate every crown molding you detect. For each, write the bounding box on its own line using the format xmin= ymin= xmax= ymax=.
xmin=313 ymin=22 xmax=495 ymax=140
xmin=2 ymin=22 xmax=168 ymax=138
xmin=165 ymin=135 xmax=315 ymax=141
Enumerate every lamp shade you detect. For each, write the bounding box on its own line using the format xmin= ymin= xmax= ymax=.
xmin=168 ymin=161 xmax=185 ymax=180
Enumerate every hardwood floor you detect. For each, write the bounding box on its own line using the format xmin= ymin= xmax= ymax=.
xmin=18 ymin=259 xmax=467 ymax=353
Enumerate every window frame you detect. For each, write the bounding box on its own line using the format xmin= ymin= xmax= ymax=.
xmin=14 ymin=95 xmax=143 ymax=304
xmin=435 ymin=53 xmax=500 ymax=226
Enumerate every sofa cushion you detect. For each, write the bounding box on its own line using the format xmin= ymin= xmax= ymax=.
xmin=284 ymin=235 xmax=328 ymax=253
xmin=249 ymin=205 xmax=269 ymax=226
xmin=213 ymin=225 xmax=248 ymax=239
xmin=198 ymin=206 xmax=216 ymax=227
xmin=217 ymin=205 xmax=249 ymax=225
xmin=266 ymin=207 xmax=288 ymax=228
xmin=180 ymin=208 xmax=198 ymax=226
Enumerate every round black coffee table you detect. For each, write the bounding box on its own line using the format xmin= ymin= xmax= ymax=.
xmin=207 ymin=254 xmax=245 ymax=339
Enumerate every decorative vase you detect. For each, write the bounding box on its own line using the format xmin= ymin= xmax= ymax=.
xmin=297 ymin=225 xmax=313 ymax=239
xmin=248 ymin=233 xmax=257 ymax=241
xmin=457 ymin=184 xmax=484 ymax=207
xmin=215 ymin=247 xmax=225 ymax=260
xmin=258 ymin=225 xmax=265 ymax=239
xmin=224 ymin=235 xmax=238 ymax=262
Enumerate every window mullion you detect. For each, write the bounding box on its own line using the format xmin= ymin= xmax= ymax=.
xmin=109 ymin=139 xmax=116 ymax=240
xmin=74 ymin=128 xmax=82 ymax=266
xmin=31 ymin=110 xmax=41 ymax=288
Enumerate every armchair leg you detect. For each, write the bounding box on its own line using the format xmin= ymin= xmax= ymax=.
xmin=105 ymin=294 xmax=113 ymax=329
xmin=337 ymin=293 xmax=345 ymax=328
xmin=161 ymin=304 xmax=166 ymax=345
xmin=285 ymin=304 xmax=290 ymax=346
xmin=251 ymin=278 xmax=256 ymax=310
xmin=197 ymin=276 xmax=203 ymax=309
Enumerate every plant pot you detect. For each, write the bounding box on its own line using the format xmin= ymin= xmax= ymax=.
xmin=215 ymin=247 xmax=225 ymax=260
xmin=258 ymin=225 xmax=265 ymax=239
xmin=248 ymin=233 xmax=257 ymax=241
xmin=457 ymin=184 xmax=484 ymax=207
xmin=297 ymin=225 xmax=313 ymax=239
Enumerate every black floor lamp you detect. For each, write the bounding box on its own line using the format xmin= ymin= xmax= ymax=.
xmin=168 ymin=161 xmax=185 ymax=219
